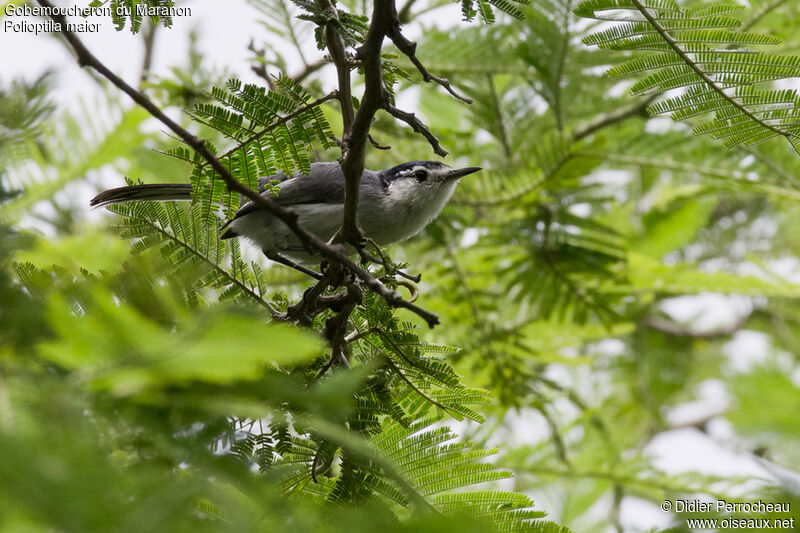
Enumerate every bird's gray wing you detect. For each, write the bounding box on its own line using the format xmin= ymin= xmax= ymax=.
xmin=221 ymin=163 xmax=346 ymax=235
xmin=270 ymin=162 xmax=346 ymax=206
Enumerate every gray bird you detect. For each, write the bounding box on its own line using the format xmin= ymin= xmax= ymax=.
xmin=91 ymin=161 xmax=481 ymax=274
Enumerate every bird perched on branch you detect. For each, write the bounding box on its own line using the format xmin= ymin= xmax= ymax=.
xmin=91 ymin=161 xmax=481 ymax=274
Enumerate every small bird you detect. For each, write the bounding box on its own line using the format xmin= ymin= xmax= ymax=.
xmin=91 ymin=161 xmax=481 ymax=273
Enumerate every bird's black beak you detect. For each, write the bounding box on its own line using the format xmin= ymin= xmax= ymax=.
xmin=446 ymin=166 xmax=482 ymax=181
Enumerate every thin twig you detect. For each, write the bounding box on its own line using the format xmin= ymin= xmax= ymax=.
xmin=139 ymin=20 xmax=158 ymax=88
xmin=397 ymin=0 xmax=419 ymax=23
xmin=486 ymin=73 xmax=511 ymax=160
xmin=292 ymin=59 xmax=327 ymax=83
xmin=316 ymin=0 xmax=355 ymax=134
xmin=324 ymin=282 xmax=362 ymax=368
xmin=384 ymin=12 xmax=472 ymax=104
xmin=368 ymin=133 xmax=391 ymax=150
xmin=247 ymin=40 xmax=277 ymax=89
xmin=335 ymin=0 xmax=394 ymax=246
xmin=739 ymin=0 xmax=790 ymax=32
xmin=247 ymin=43 xmax=326 ymax=86
xmin=382 ymin=103 xmax=448 ymax=157
xmin=535 ymin=404 xmax=570 ymax=465
xmin=572 ymin=94 xmax=658 ymax=142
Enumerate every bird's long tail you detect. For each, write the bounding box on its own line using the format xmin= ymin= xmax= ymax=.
xmin=90 ymin=184 xmax=193 ymax=207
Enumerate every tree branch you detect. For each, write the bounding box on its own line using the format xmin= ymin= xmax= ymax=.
xmin=572 ymin=94 xmax=658 ymax=142
xmin=39 ymin=0 xmax=439 ymax=328
xmin=336 ymin=0 xmax=394 ymax=245
xmin=643 ymin=313 xmax=750 ymax=339
xmin=139 ymin=19 xmax=158 ymax=88
xmin=382 ymin=103 xmax=448 ymax=157
xmin=247 ymin=40 xmax=276 ymax=90
xmin=397 ymin=0 xmax=419 ymax=23
xmin=316 ymin=0 xmax=355 ymax=133
xmin=292 ymin=59 xmax=327 ymax=83
xmin=383 ymin=10 xmax=472 ymax=104
xmin=486 ymin=73 xmax=511 ymax=160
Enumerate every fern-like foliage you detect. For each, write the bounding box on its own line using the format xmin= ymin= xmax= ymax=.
xmin=575 ymin=0 xmax=800 ymax=152
xmin=107 ymin=197 xmax=280 ymax=313
xmin=87 ymin=0 xmax=177 ymax=33
xmin=268 ymin=417 xmax=565 ymax=532
xmin=455 ymin=134 xmax=627 ymax=326
xmin=351 ymin=292 xmax=492 ymax=424
xmin=460 ymin=0 xmax=532 ymax=22
xmin=163 ymin=77 xmax=335 ymax=224
xmin=289 ymin=0 xmax=369 ymax=48
xmin=4 ymin=96 xmax=152 ymax=222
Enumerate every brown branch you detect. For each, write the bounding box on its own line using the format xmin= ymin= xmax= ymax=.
xmin=397 ymin=0 xmax=419 ymax=23
xmin=368 ymin=133 xmax=391 ymax=150
xmin=286 ymin=268 xmax=338 ymax=326
xmin=486 ymin=73 xmax=511 ymax=160
xmin=382 ymin=103 xmax=448 ymax=157
xmin=39 ymin=0 xmax=439 ymax=328
xmin=247 ymin=40 xmax=276 ymax=90
xmin=323 ymin=281 xmax=362 ymax=369
xmin=336 ymin=0 xmax=395 ymax=246
xmin=139 ymin=20 xmax=158 ymax=88
xmin=383 ymin=11 xmax=472 ymax=104
xmin=248 ymin=42 xmax=326 ymax=86
xmin=292 ymin=59 xmax=327 ymax=83
xmin=572 ymin=94 xmax=658 ymax=142
xmin=643 ymin=313 xmax=750 ymax=339
xmin=316 ymin=0 xmax=355 ymax=134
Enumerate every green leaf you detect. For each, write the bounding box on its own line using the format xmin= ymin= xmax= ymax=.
xmin=37 ymin=287 xmax=322 ymax=394
xmin=638 ymin=193 xmax=716 ymax=258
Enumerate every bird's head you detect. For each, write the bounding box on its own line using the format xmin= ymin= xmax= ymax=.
xmin=381 ymin=161 xmax=482 ymax=190
xmin=370 ymin=161 xmax=481 ymax=244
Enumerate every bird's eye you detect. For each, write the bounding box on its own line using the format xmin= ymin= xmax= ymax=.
xmin=414 ymin=169 xmax=428 ymax=182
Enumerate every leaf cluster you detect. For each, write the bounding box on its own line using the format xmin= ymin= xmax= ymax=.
xmin=576 ymin=0 xmax=800 ymax=152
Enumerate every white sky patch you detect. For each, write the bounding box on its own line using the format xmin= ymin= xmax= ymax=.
xmin=568 ymin=202 xmax=591 ymax=217
xmin=660 ymin=293 xmax=752 ymax=334
xmin=739 ymin=154 xmax=756 ymax=167
xmin=620 ymin=497 xmax=673 ymax=533
xmin=644 ymin=117 xmax=677 ymax=134
xmin=723 ymin=330 xmax=771 ymax=373
xmin=664 ymin=379 xmax=731 ymax=429
xmin=646 ymin=427 xmax=773 ymax=483
xmin=607 ymin=80 xmax=634 ymax=98
xmin=459 ymin=227 xmax=485 ymax=248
